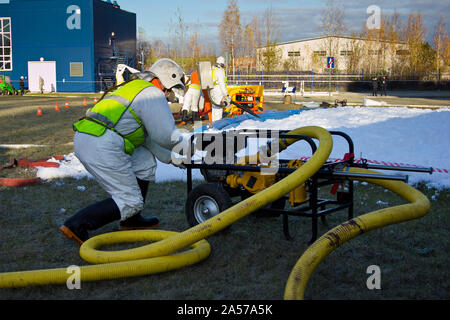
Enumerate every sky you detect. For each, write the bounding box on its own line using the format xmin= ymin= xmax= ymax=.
xmin=37 ymin=105 xmax=450 ymax=190
xmin=115 ymin=0 xmax=450 ymax=52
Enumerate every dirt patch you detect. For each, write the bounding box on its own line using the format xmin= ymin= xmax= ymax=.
xmin=265 ymin=101 xmax=304 ymax=111
xmin=0 ymin=166 xmax=38 ymax=179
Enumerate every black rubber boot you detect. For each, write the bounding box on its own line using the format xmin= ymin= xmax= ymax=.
xmin=119 ymin=214 xmax=160 ymax=230
xmin=60 ymin=198 xmax=121 ymax=245
xmin=137 ymin=177 xmax=150 ymax=202
xmin=119 ymin=178 xmax=160 ymax=230
xmin=181 ymin=110 xmax=187 ymax=122
xmin=191 ymin=112 xmax=198 ymax=123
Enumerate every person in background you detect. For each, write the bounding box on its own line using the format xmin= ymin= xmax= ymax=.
xmin=19 ymin=76 xmax=25 ymax=96
xmin=39 ymin=76 xmax=44 ymax=94
xmin=209 ymin=56 xmax=230 ymax=122
xmin=371 ymin=76 xmax=378 ymax=96
xmin=180 ymin=71 xmax=204 ymax=123
xmin=59 ymin=58 xmax=188 ymax=245
xmin=380 ymin=76 xmax=388 ymax=96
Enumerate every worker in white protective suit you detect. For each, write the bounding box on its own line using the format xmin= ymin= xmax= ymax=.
xmin=180 ymin=71 xmax=204 ymax=123
xmin=116 ymin=64 xmax=126 ymax=85
xmin=60 ymin=58 xmax=188 ymax=245
xmin=209 ymin=56 xmax=230 ymax=122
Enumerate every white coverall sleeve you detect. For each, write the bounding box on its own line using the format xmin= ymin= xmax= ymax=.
xmin=146 ymin=139 xmax=172 ymax=164
xmin=217 ymin=68 xmax=228 ymax=98
xmin=132 ymin=86 xmax=186 ymax=164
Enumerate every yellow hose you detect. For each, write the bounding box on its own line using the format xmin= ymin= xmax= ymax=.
xmin=0 ymin=126 xmax=333 ymax=287
xmin=0 ymin=230 xmax=211 ymax=288
xmin=0 ymin=126 xmax=431 ymax=298
xmin=284 ymin=168 xmax=430 ymax=300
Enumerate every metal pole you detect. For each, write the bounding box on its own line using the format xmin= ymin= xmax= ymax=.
xmin=362 ymin=164 xmax=433 ymax=174
xmin=329 ymin=171 xmax=409 ymax=182
xmin=336 ymin=69 xmax=339 ymax=92
xmin=329 ymin=67 xmax=331 ymax=97
xmin=438 ymin=69 xmax=441 ymax=91
xmin=361 ymin=68 xmax=364 ymax=91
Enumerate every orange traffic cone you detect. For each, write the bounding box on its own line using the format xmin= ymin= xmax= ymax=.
xmin=37 ymin=106 xmax=43 ymax=116
xmin=65 ymin=101 xmax=70 ymax=109
xmin=94 ymin=97 xmax=98 ymax=104
xmin=83 ymin=98 xmax=87 ymax=107
xmin=55 ymin=102 xmax=60 ymax=111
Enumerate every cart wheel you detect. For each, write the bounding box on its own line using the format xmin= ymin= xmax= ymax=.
xmin=185 ymin=182 xmax=233 ymax=227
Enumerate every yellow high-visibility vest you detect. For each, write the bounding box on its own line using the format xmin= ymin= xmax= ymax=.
xmin=73 ymin=80 xmax=154 ymax=155
xmin=212 ymin=67 xmax=228 ymax=86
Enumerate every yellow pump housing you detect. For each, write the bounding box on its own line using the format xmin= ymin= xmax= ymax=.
xmin=287 ymin=160 xmax=308 ymax=206
xmin=225 ymin=160 xmax=308 ymax=204
xmin=226 ymin=171 xmax=276 ymax=194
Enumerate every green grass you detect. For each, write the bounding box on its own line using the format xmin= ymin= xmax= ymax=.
xmin=0 ymin=95 xmax=448 ymax=300
xmin=0 ymin=179 xmax=448 ymax=300
xmin=0 ymin=95 xmax=88 ymax=165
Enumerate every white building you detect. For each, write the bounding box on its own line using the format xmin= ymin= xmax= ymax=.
xmin=256 ymin=36 xmax=409 ymax=74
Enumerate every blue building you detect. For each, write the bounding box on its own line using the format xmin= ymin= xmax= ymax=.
xmin=0 ymin=0 xmax=137 ymax=92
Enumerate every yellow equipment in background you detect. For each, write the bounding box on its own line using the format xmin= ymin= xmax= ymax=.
xmin=225 ymin=85 xmax=265 ymax=117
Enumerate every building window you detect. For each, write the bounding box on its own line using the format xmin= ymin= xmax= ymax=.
xmin=70 ymin=62 xmax=83 ymax=77
xmin=368 ymin=50 xmax=382 ymax=56
xmin=340 ymin=50 xmax=353 ymax=56
xmin=313 ymin=51 xmax=326 ymax=57
xmin=288 ymin=51 xmax=301 ymax=57
xmin=0 ymin=17 xmax=12 ymax=71
xmin=396 ymin=50 xmax=409 ymax=56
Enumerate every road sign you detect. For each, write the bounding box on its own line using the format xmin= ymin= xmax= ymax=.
xmin=327 ymin=56 xmax=335 ymax=69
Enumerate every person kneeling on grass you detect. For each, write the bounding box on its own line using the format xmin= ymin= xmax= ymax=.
xmin=60 ymin=58 xmax=188 ymax=245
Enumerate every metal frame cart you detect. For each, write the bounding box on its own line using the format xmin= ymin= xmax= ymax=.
xmin=184 ymin=129 xmax=433 ymax=243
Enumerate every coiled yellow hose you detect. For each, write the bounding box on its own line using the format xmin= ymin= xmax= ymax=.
xmin=0 ymin=126 xmax=333 ymax=288
xmin=284 ymin=168 xmax=430 ymax=300
xmin=0 ymin=230 xmax=211 ymax=287
xmin=0 ymin=126 xmax=430 ymax=300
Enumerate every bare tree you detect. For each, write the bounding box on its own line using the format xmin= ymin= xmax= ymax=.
xmin=186 ymin=31 xmax=203 ymax=73
xmin=242 ymin=17 xmax=261 ymax=57
xmin=384 ymin=11 xmax=402 ymax=42
xmin=175 ymin=7 xmax=188 ymax=69
xmin=282 ymin=56 xmax=300 ymax=71
xmin=320 ymin=0 xmax=347 ymax=65
xmin=258 ymin=6 xmax=282 ymax=71
xmin=433 ymin=15 xmax=449 ymax=74
xmin=261 ymin=6 xmax=280 ymax=46
xmin=382 ymin=11 xmax=403 ymax=75
xmin=165 ymin=6 xmax=189 ymax=68
xmin=445 ymin=38 xmax=450 ymax=71
xmin=137 ymin=27 xmax=151 ymax=70
xmin=219 ymin=0 xmax=242 ymax=74
xmin=346 ymin=34 xmax=364 ymax=74
xmin=151 ymin=40 xmax=165 ymax=58
xmin=403 ymin=11 xmax=428 ymax=75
